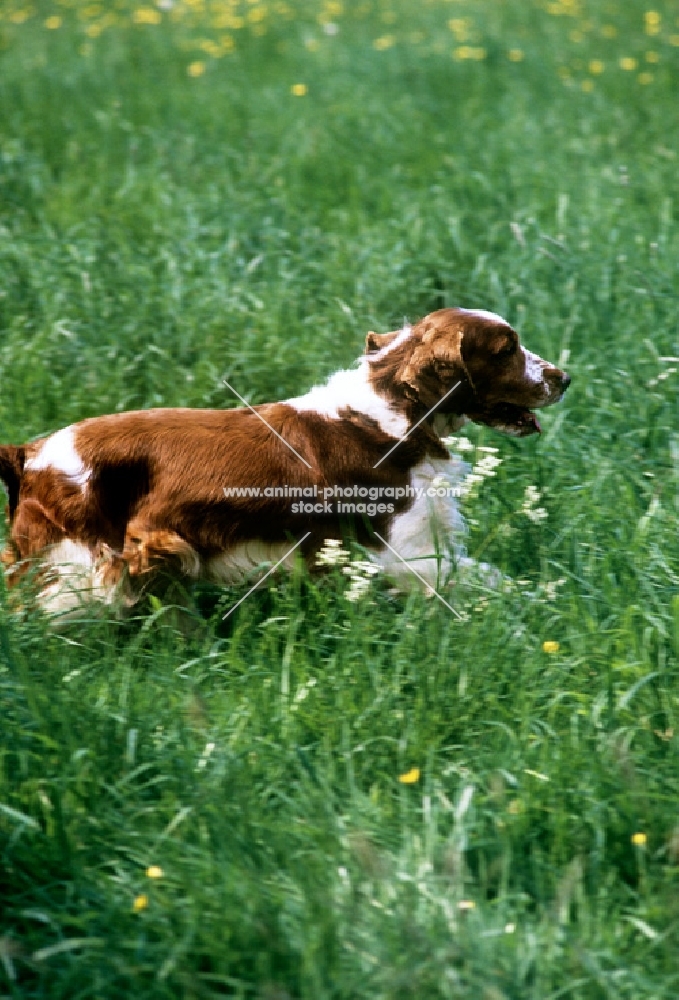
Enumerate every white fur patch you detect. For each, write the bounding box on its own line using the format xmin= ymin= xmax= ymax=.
xmin=523 ymin=349 xmax=548 ymax=390
xmin=206 ymin=541 xmax=297 ymax=585
xmin=368 ymin=323 xmax=412 ymax=360
xmin=25 ymin=426 xmax=91 ymax=488
xmin=375 ymin=455 xmax=468 ymax=588
xmin=38 ymin=540 xmax=119 ymax=616
xmin=458 ymin=307 xmax=509 ymax=327
xmin=286 ymin=362 xmax=409 ymax=439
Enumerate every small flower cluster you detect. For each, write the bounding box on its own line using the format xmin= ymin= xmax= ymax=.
xmin=512 ymin=576 xmax=567 ymax=603
xmin=441 ymin=438 xmax=503 ymax=502
xmin=343 ymin=559 xmax=380 ymax=601
xmin=538 ymin=577 xmax=567 ymax=601
xmin=441 ymin=435 xmax=474 ymax=453
xmin=460 ymin=450 xmax=503 ymax=500
xmin=132 ymin=864 xmax=165 ymax=913
xmin=315 ymin=538 xmax=349 ymax=567
xmin=521 ymin=485 xmax=548 ymax=523
xmin=316 ymin=539 xmax=379 ymax=601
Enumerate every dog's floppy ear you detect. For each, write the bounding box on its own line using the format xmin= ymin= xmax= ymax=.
xmin=487 ymin=326 xmax=519 ymax=357
xmin=365 ymin=330 xmax=402 ymax=355
xmin=398 ymin=320 xmax=468 ymax=398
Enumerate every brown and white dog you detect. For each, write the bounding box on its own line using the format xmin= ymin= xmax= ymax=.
xmin=0 ymin=308 xmax=569 ymax=617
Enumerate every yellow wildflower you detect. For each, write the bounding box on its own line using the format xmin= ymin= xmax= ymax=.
xmin=458 ymin=899 xmax=476 ymax=910
xmin=398 ymin=767 xmax=420 ymax=784
xmin=132 ymin=893 xmax=149 ymax=912
xmin=542 ymin=641 xmax=560 ymax=653
xmin=199 ymin=39 xmax=221 ymax=56
xmin=508 ymin=49 xmax=524 ymax=62
xmin=291 ymin=83 xmax=308 ymax=96
xmin=619 ymin=57 xmax=637 ymax=71
xmin=132 ymin=8 xmax=162 ymax=25
xmin=448 ymin=18 xmax=470 ymax=41
xmin=645 ymin=51 xmax=659 ymax=62
xmin=588 ymin=59 xmax=604 ymax=74
xmin=644 ymin=10 xmax=660 ymax=35
xmin=581 ymin=79 xmax=594 ymax=91
xmin=45 ymin=15 xmax=62 ymax=29
xmin=187 ymin=61 xmax=206 ymax=77
xmin=631 ymin=832 xmax=647 ymax=847
xmin=638 ymin=72 xmax=653 ymax=85
xmin=373 ymin=35 xmax=395 ymax=50
xmin=146 ymin=865 xmax=164 ymax=879
xmin=453 ymin=46 xmax=486 ymax=61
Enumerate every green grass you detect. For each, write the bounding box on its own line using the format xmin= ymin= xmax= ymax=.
xmin=2 ymin=1 xmax=679 ymax=996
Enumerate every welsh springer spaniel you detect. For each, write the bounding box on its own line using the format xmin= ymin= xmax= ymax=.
xmin=0 ymin=308 xmax=569 ymax=617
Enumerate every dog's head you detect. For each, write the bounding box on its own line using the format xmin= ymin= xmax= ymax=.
xmin=366 ymin=307 xmax=570 ymax=437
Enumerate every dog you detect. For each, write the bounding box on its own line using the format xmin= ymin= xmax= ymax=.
xmin=0 ymin=307 xmax=569 ymax=617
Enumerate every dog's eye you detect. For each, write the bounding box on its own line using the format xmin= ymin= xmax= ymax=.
xmin=494 ymin=342 xmax=515 ymax=361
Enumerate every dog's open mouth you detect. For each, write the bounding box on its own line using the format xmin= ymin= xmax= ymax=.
xmin=470 ymin=403 xmax=542 ymax=437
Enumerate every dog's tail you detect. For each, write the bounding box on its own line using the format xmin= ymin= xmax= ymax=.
xmin=0 ymin=445 xmax=26 ymax=518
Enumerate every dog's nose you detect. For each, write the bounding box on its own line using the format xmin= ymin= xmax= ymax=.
xmin=560 ymin=372 xmax=571 ymax=391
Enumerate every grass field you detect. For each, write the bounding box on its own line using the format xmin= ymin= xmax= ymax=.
xmin=1 ymin=0 xmax=679 ymax=996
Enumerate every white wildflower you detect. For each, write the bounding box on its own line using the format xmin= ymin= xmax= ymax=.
xmin=476 ymin=454 xmax=502 ymax=476
xmin=521 ymin=485 xmax=548 ymax=523
xmin=441 ymin=435 xmax=475 ymax=452
xmin=316 ymin=538 xmax=350 ymax=567
xmin=342 ymin=558 xmax=379 ymax=601
xmin=542 ymin=577 xmax=566 ymax=601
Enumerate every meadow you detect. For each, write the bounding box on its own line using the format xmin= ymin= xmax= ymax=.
xmin=1 ymin=0 xmax=679 ymax=996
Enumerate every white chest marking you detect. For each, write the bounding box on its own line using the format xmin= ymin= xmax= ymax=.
xmin=376 ymin=455 xmax=469 ymax=588
xmin=286 ymin=362 xmax=409 ymax=440
xmin=25 ymin=426 xmax=91 ymax=488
